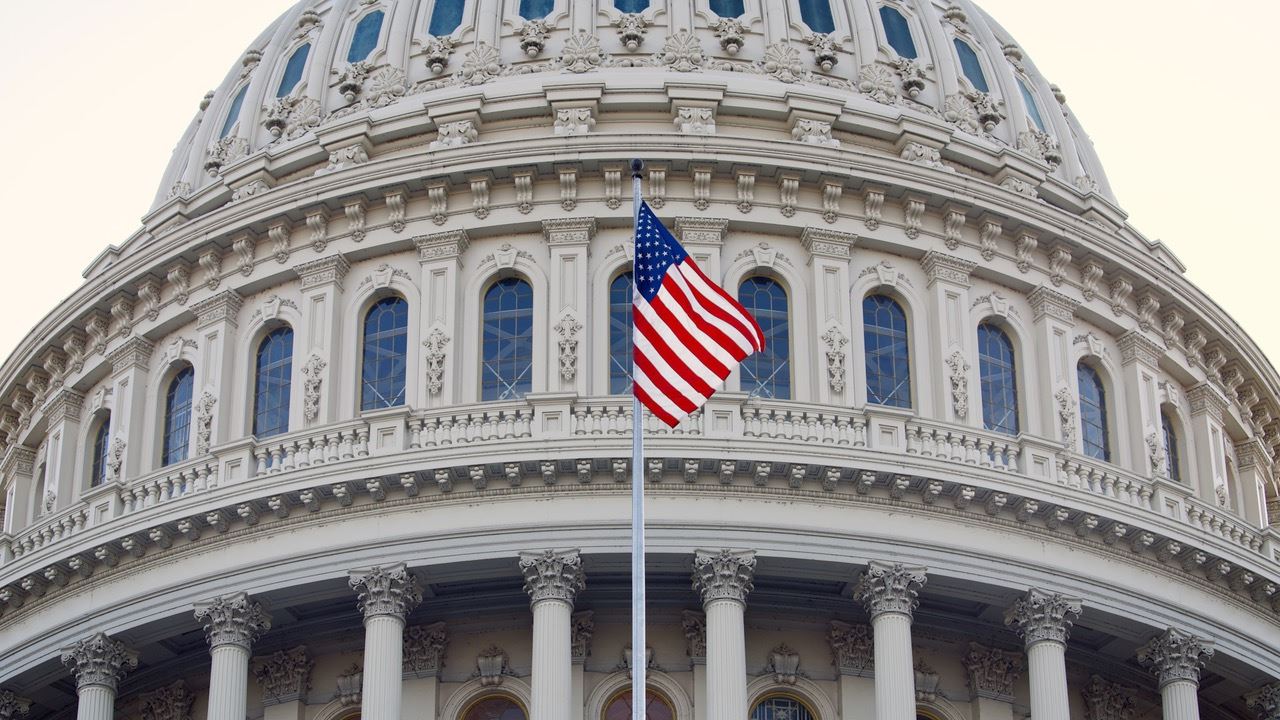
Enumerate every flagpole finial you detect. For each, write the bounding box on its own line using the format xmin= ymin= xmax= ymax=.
xmin=630 ymin=158 xmax=644 ymax=177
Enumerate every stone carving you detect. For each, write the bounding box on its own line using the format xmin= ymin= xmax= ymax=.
xmin=423 ymin=329 xmax=449 ymax=395
xmin=349 ymin=563 xmax=423 ymax=620
xmin=1000 ymin=177 xmax=1039 ymax=199
xmin=571 ymin=610 xmax=594 ymax=661
xmin=334 ymin=61 xmax=372 ymax=104
xmin=765 ymin=644 xmax=802 ymax=684
xmin=520 ymin=549 xmax=586 ymax=604
xmin=858 ymin=63 xmax=898 ymax=104
xmin=1017 ymin=130 xmax=1063 ymax=169
xmin=430 ymin=120 xmax=477 ymax=150
xmin=674 ymin=106 xmax=715 ymax=135
xmin=654 ymin=30 xmax=706 ymax=71
xmin=791 ymin=118 xmax=839 ymax=147
xmin=712 ymin=17 xmax=747 ymax=54
xmin=827 ymin=621 xmax=873 ymax=675
xmin=559 ymin=32 xmax=606 ymax=73
xmin=335 ymin=664 xmax=362 ymax=706
xmin=946 ymin=350 xmax=969 ymax=418
xmin=613 ymin=13 xmax=648 ymax=51
xmin=1137 ymin=628 xmax=1214 ymax=687
xmin=138 ymin=681 xmax=193 ymax=720
xmin=893 ymin=57 xmax=927 ymax=97
xmin=806 ymin=33 xmax=839 ymax=71
xmin=915 ymin=659 xmax=940 ymax=702
xmin=1082 ymin=675 xmax=1137 ymax=720
xmin=1246 ymin=684 xmax=1280 ymax=720
xmin=316 ymin=144 xmax=370 ymax=175
xmin=300 ymin=354 xmax=326 ymax=422
xmin=1004 ymin=588 xmax=1082 ymax=645
xmin=554 ymin=107 xmax=594 ymax=136
xmin=1146 ymin=431 xmax=1166 ymax=476
xmin=692 ymin=549 xmax=756 ymax=604
xmin=681 ymin=610 xmax=707 ymax=660
xmin=822 ymin=326 xmax=848 ymax=393
xmin=554 ymin=314 xmax=583 ymax=381
xmin=619 ymin=644 xmax=658 ymax=677
xmin=963 ymin=642 xmax=1024 ymax=700
xmin=1109 ymin=277 xmax=1133 ymax=316
xmin=204 ymin=136 xmax=249 ymax=176
xmin=167 ymin=264 xmax=191 ymax=307
xmin=760 ymin=42 xmax=806 ymax=83
xmin=1056 ymin=387 xmax=1076 ymax=446
xmin=900 ymin=142 xmax=950 ymax=171
xmin=192 ymin=391 xmax=216 ymax=455
xmin=193 ymin=592 xmax=271 ymax=650
xmin=61 ymin=633 xmax=138 ymax=691
xmin=476 ymin=645 xmax=510 ymax=686
xmin=1016 ymin=233 xmax=1037 ymax=273
xmin=254 ymin=646 xmax=312 ymax=704
xmin=519 ymin=19 xmax=550 ymax=56
xmin=459 ymin=43 xmax=506 ymax=85
xmin=0 ymin=691 xmax=31 ymax=720
xmin=262 ymin=95 xmax=322 ymax=141
xmin=424 ymin=35 xmax=457 ymax=74
xmin=105 ymin=437 xmax=126 ymax=481
xmin=854 ymin=560 xmax=927 ymax=618
xmin=404 ymin=622 xmax=449 ymax=676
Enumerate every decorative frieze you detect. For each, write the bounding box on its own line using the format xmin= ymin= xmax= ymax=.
xmin=827 ymin=620 xmax=873 ymax=676
xmin=921 ymin=251 xmax=975 ymax=288
xmin=963 ymin=642 xmax=1023 ymax=701
xmin=0 ymin=690 xmax=31 ymax=720
xmin=1004 ymin=588 xmax=1082 ymax=646
xmin=519 ymin=549 xmax=585 ymax=605
xmin=1027 ymin=286 xmax=1079 ymax=323
xmin=570 ymin=611 xmax=594 ymax=661
xmin=254 ymin=646 xmax=312 ymax=705
xmin=349 ymin=562 xmax=424 ymax=620
xmin=294 ymin=255 xmax=351 ymax=290
xmin=674 ymin=106 xmax=716 ymax=135
xmin=854 ymin=560 xmax=927 ymax=619
xmin=192 ymin=592 xmax=271 ymax=650
xmin=404 ymin=622 xmax=449 ymax=677
xmin=61 ymin=633 xmax=138 ymax=691
xmin=1082 ymin=675 xmax=1137 ymax=720
xmin=138 ymin=680 xmax=193 ymax=720
xmin=1137 ymin=628 xmax=1214 ymax=688
xmin=692 ymin=549 xmax=756 ymax=604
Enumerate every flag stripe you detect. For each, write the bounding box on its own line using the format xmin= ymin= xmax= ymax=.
xmin=633 ymin=305 xmax=717 ymax=397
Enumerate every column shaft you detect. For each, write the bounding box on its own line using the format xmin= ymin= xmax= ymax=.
xmin=871 ymin=612 xmax=916 ymax=720
xmin=207 ymin=644 xmax=250 ymax=720
xmin=74 ymin=686 xmax=114 ymax=720
xmin=705 ymin=599 xmax=747 ymax=720
xmin=1162 ymin=680 xmax=1201 ymax=720
xmin=530 ymin=599 xmax=572 ymax=720
xmin=1026 ymin=641 xmax=1069 ymax=720
xmin=361 ymin=614 xmax=406 ymax=720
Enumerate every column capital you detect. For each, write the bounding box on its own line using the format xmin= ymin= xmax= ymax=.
xmin=1003 ymin=588 xmax=1083 ymax=647
xmin=138 ymin=680 xmax=193 ymax=720
xmin=962 ymin=642 xmax=1024 ymax=702
xmin=107 ymin=336 xmax=155 ymax=375
xmin=294 ymin=254 xmax=351 ymax=290
xmin=193 ymin=591 xmax=271 ymax=651
xmin=1082 ymin=675 xmax=1138 ymax=720
xmin=674 ymin=216 xmax=729 ymax=246
xmin=1137 ymin=628 xmax=1214 ymax=689
xmin=519 ymin=548 xmax=586 ymax=606
xmin=1246 ymin=683 xmax=1280 ymax=720
xmin=349 ymin=562 xmax=423 ymax=620
xmin=1117 ymin=330 xmax=1163 ymax=368
xmin=691 ymin=548 xmax=756 ymax=605
xmin=404 ymin=622 xmax=450 ymax=677
xmin=542 ymin=218 xmax=597 ymax=246
xmin=253 ymin=645 xmax=313 ymax=706
xmin=60 ymin=632 xmax=138 ymax=692
xmin=681 ymin=609 xmax=706 ymax=663
xmin=920 ymin=250 xmax=975 ymax=288
xmin=801 ymin=227 xmax=857 ymax=260
xmin=0 ymin=690 xmax=31 ymax=720
xmin=414 ymin=229 xmax=470 ymax=262
xmin=853 ymin=560 xmax=927 ymax=619
xmin=827 ymin=620 xmax=874 ymax=676
xmin=1027 ymin=285 xmax=1079 ymax=323
xmin=191 ymin=289 xmax=244 ymax=329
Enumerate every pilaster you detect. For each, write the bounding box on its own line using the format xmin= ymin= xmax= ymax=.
xmin=921 ymin=251 xmax=976 ymax=423
xmin=415 ymin=231 xmax=468 ymax=408
xmin=803 ymin=228 xmax=857 ymax=405
xmin=294 ymin=255 xmax=349 ymax=423
xmin=1118 ymin=330 xmax=1166 ymax=478
xmin=107 ymin=337 xmax=154 ymax=482
xmin=40 ymin=389 xmax=84 ymax=508
xmin=191 ymin=290 xmax=243 ymax=445
xmin=543 ymin=219 xmax=595 ymax=395
xmin=1187 ymin=383 xmax=1231 ymax=508
xmin=1245 ymin=683 xmax=1280 ymax=720
xmin=1027 ymin=286 xmax=1079 ymax=441
xmin=0 ymin=690 xmax=31 ymax=720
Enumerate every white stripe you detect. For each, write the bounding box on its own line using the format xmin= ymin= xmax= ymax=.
xmin=649 ymin=280 xmax=741 ymax=371
xmin=636 ymin=299 xmax=724 ymax=388
xmin=676 ymin=261 xmax=763 ymax=349
xmin=633 ymin=328 xmax=708 ymax=407
xmin=668 ymin=264 xmax=755 ymax=354
xmin=633 ymin=368 xmax=688 ymax=421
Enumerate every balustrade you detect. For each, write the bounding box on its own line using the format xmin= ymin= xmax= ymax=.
xmin=118 ymin=458 xmax=219 ymax=515
xmin=253 ymin=422 xmax=370 ymax=475
xmin=9 ymin=503 xmax=89 ymax=559
xmin=409 ymin=403 xmax=532 ymax=447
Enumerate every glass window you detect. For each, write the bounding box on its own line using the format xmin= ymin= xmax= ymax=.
xmin=738 ymin=277 xmax=790 ymax=399
xmin=879 ymin=6 xmax=917 ymax=59
xmin=517 ymin=0 xmax=553 ymax=20
xmin=798 ymin=0 xmax=836 ymax=34
xmin=219 ymin=85 xmax=248 ymax=139
xmin=162 ymin=365 xmax=195 ymax=466
xmin=709 ymin=0 xmax=745 ymax=16
xmin=751 ymin=695 xmax=815 ymax=720
xmin=1077 ymin=362 xmax=1110 ymax=461
xmin=277 ymin=44 xmax=310 ymax=98
xmin=1018 ymin=77 xmax=1046 ymax=131
xmin=462 ymin=696 xmax=526 ymax=720
xmin=603 ymin=689 xmax=675 ymax=720
xmin=954 ymin=38 xmax=989 ymax=93
xmin=429 ymin=0 xmax=465 ymax=35
xmin=978 ymin=323 xmax=1018 ymax=435
xmin=361 ymin=297 xmax=409 ymax=410
xmin=90 ymin=414 xmax=111 ymax=487
xmin=253 ymin=327 xmax=294 ymax=437
xmin=347 ymin=10 xmax=385 ymax=63
xmin=610 ymin=272 xmax=634 ymax=395
xmin=615 ymin=0 xmax=650 ymax=11
xmin=482 ymin=278 xmax=534 ymax=401
xmin=863 ymin=295 xmax=911 ymax=408
xmin=1162 ymin=410 xmax=1182 ymax=482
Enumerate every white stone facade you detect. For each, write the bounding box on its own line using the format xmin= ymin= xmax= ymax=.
xmin=0 ymin=1 xmax=1277 ymax=719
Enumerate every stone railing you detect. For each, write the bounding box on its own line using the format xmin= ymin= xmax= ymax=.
xmin=118 ymin=456 xmax=221 ymax=515
xmin=6 ymin=502 xmax=90 ymax=561
xmin=253 ymin=420 xmax=371 ymax=475
xmin=905 ymin=419 xmax=1020 ymax=473
xmin=409 ymin=402 xmax=533 ymax=448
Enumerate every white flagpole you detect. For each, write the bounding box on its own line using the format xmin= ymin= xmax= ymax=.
xmin=629 ymin=158 xmax=647 ymax=720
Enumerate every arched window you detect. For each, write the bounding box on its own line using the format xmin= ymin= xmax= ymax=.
xmin=347 ymin=10 xmax=385 ymax=63
xmin=253 ymin=327 xmax=294 ymax=437
xmin=978 ymin=323 xmax=1018 ymax=435
xmin=710 ymin=0 xmax=745 ymax=17
xmin=162 ymin=365 xmax=195 ymax=466
xmin=615 ymin=0 xmax=650 ymax=11
xmin=1162 ymin=410 xmax=1182 ymax=482
xmin=428 ymin=0 xmax=465 ymax=36
xmin=90 ymin=414 xmax=111 ymax=487
xmin=361 ymin=297 xmax=409 ymax=410
xmin=798 ymin=0 xmax=836 ymax=34
xmin=751 ymin=694 xmax=816 ymax=720
xmin=219 ymin=85 xmax=248 ymax=139
xmin=603 ymin=688 xmax=675 ymax=719
xmin=738 ymin=277 xmax=790 ymax=399
xmin=954 ymin=38 xmax=990 ymax=93
xmin=517 ymin=0 xmax=553 ymax=20
xmin=879 ymin=6 xmax=918 ymax=58
xmin=276 ymin=44 xmax=311 ymax=97
xmin=863 ymin=294 xmax=911 ymax=408
xmin=610 ymin=272 xmax=634 ymax=395
xmin=482 ymin=278 xmax=534 ymax=401
xmin=1077 ymin=362 xmax=1110 ymax=461
xmin=1018 ymin=78 xmax=1046 ymax=132
xmin=462 ymin=696 xmax=526 ymax=720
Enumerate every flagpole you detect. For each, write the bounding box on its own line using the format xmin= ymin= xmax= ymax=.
xmin=629 ymin=157 xmax=647 ymax=720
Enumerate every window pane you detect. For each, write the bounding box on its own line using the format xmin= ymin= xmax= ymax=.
xmin=361 ymin=297 xmax=409 ymax=410
xmin=219 ymin=85 xmax=248 ymax=139
xmin=738 ymin=277 xmax=790 ymax=400
xmin=347 ymin=10 xmax=385 ymax=63
xmin=879 ymin=6 xmax=917 ymax=59
xmin=91 ymin=415 xmax=111 ymax=487
xmin=751 ymin=696 xmax=815 ymax=720
xmin=1019 ymin=78 xmax=1046 ymax=131
xmin=709 ymin=0 xmax=745 ymax=16
xmin=428 ymin=0 xmax=465 ymax=35
xmin=978 ymin=323 xmax=1018 ymax=435
xmin=517 ymin=0 xmax=553 ymax=20
xmin=954 ymin=38 xmax=989 ymax=93
xmin=254 ymin=327 xmax=294 ymax=437
xmin=610 ymin=272 xmax=634 ymax=395
xmin=1077 ymin=363 xmax=1110 ymax=461
xmin=798 ymin=0 xmax=836 ymax=33
xmin=163 ymin=365 xmax=195 ymax=466
xmin=277 ymin=44 xmax=310 ymax=97
xmin=1162 ymin=411 xmax=1182 ymax=482
xmin=863 ymin=295 xmax=911 ymax=408
xmin=603 ymin=690 xmax=674 ymax=720
xmin=482 ymin=278 xmax=534 ymax=401
xmin=615 ymin=0 xmax=650 ymax=11
xmin=462 ymin=697 xmax=526 ymax=720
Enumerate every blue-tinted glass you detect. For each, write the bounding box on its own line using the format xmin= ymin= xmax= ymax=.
xmin=879 ymin=6 xmax=917 ymax=59
xmin=1162 ymin=411 xmax=1182 ymax=482
xmin=751 ymin=697 xmax=814 ymax=720
xmin=428 ymin=0 xmax=465 ymax=35
xmin=954 ymin=38 xmax=989 ymax=93
xmin=978 ymin=323 xmax=1019 ymax=435
xmin=347 ymin=10 xmax=385 ymax=63
xmin=482 ymin=278 xmax=534 ymax=400
xmin=709 ymin=0 xmax=745 ymax=17
xmin=1077 ymin=363 xmax=1110 ymax=461
xmin=738 ymin=278 xmax=790 ymax=399
xmin=277 ymin=44 xmax=310 ymax=98
xmin=361 ymin=297 xmax=408 ymax=410
xmin=253 ymin=327 xmax=294 ymax=437
xmin=163 ymin=365 xmax=195 ymax=466
xmin=219 ymin=85 xmax=248 ymax=139
xmin=615 ymin=0 xmax=649 ymax=11
xmin=610 ymin=272 xmax=634 ymax=395
xmin=518 ymin=0 xmax=553 ymax=20
xmin=91 ymin=415 xmax=111 ymax=487
xmin=798 ymin=0 xmax=836 ymax=33
xmin=1018 ymin=78 xmax=1046 ymax=131
xmin=863 ymin=295 xmax=911 ymax=408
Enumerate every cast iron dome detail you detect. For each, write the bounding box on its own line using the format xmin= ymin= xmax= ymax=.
xmin=193 ymin=592 xmax=272 ymax=650
xmin=691 ymin=549 xmax=757 ymax=604
xmin=519 ymin=549 xmax=586 ymax=605
xmin=59 ymin=634 xmax=138 ymax=691
xmin=349 ymin=563 xmax=424 ymax=620
xmin=1137 ymin=628 xmax=1216 ymax=689
xmin=853 ymin=561 xmax=928 ymax=619
xmin=1003 ymin=588 xmax=1084 ymax=646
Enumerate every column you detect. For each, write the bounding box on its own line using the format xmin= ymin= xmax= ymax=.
xmin=194 ymin=592 xmax=271 ymax=720
xmin=853 ymin=560 xmax=927 ymax=720
xmin=827 ymin=621 xmax=876 ymax=718
xmin=403 ymin=623 xmax=449 ymax=720
xmin=520 ymin=549 xmax=586 ymax=720
xmin=350 ymin=563 xmax=423 ymax=720
xmin=60 ymin=633 xmax=138 ymax=720
xmin=1245 ymin=683 xmax=1280 ymax=720
xmin=570 ymin=612 xmax=593 ymax=720
xmin=1004 ymin=588 xmax=1082 ymax=720
xmin=681 ymin=610 xmax=708 ymax=720
xmin=691 ymin=549 xmax=756 ymax=720
xmin=1138 ymin=628 xmax=1215 ymax=720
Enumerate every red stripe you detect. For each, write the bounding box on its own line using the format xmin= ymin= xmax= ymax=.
xmin=648 ymin=292 xmax=731 ymax=378
xmin=633 ymin=308 xmax=717 ymax=397
xmin=633 ymin=383 xmax=681 ymax=427
xmin=682 ymin=260 xmax=767 ymax=351
xmin=656 ymin=276 xmax=745 ymax=366
xmin=634 ymin=350 xmax=701 ymax=414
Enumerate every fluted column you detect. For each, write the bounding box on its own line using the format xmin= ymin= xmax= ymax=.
xmin=60 ymin=633 xmax=138 ymax=720
xmin=1246 ymin=683 xmax=1280 ymax=720
xmin=1004 ymin=588 xmax=1082 ymax=720
xmin=520 ymin=549 xmax=586 ymax=720
xmin=853 ymin=561 xmax=927 ymax=720
xmin=0 ymin=689 xmax=32 ymax=720
xmin=691 ymin=549 xmax=756 ymax=720
xmin=1138 ymin=628 xmax=1215 ymax=720
xmin=194 ymin=592 xmax=271 ymax=720
xmin=350 ymin=563 xmax=423 ymax=720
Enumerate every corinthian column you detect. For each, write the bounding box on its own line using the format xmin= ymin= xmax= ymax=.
xmin=194 ymin=592 xmax=271 ymax=720
xmin=1004 ymin=588 xmax=1082 ymax=720
xmin=691 ymin=549 xmax=756 ymax=720
xmin=520 ymin=549 xmax=586 ymax=720
xmin=1138 ymin=628 xmax=1215 ymax=720
xmin=60 ymin=633 xmax=138 ymax=720
xmin=350 ymin=563 xmax=423 ymax=720
xmin=853 ymin=561 xmax=927 ymax=720
xmin=1246 ymin=683 xmax=1280 ymax=720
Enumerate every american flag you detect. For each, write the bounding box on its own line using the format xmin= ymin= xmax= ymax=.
xmin=632 ymin=201 xmax=765 ymax=427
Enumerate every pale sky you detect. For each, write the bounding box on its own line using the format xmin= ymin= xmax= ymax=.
xmin=0 ymin=2 xmax=1276 ymax=372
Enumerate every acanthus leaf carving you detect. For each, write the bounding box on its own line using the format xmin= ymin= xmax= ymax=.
xmin=404 ymin=622 xmax=449 ymax=676
xmin=827 ymin=620 xmax=873 ymax=675
xmin=554 ymin=314 xmax=583 ymax=382
xmin=423 ymin=328 xmax=450 ymax=395
xmin=254 ymin=646 xmax=312 ymax=705
xmin=946 ymin=350 xmax=970 ymax=419
xmin=301 ymin=355 xmax=327 ymax=422
xmin=194 ymin=391 xmax=217 ymax=455
xmin=821 ymin=326 xmax=848 ymax=393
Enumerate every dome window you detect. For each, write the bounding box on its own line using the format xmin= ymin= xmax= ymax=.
xmin=1077 ymin=362 xmax=1111 ymax=461
xmin=864 ymin=294 xmax=912 ymax=408
xmin=361 ymin=296 xmax=409 ymax=410
xmin=276 ymin=44 xmax=310 ymax=98
xmin=798 ymin=0 xmax=836 ymax=34
xmin=710 ymin=0 xmax=745 ymax=17
xmin=978 ymin=323 xmax=1019 ymax=435
xmin=482 ymin=278 xmax=534 ymax=401
xmin=1018 ymin=77 xmax=1046 ymax=132
xmin=253 ymin=327 xmax=294 ymax=438
xmin=518 ymin=0 xmax=553 ymax=21
xmin=162 ymin=364 xmax=195 ymax=466
xmin=615 ymin=0 xmax=650 ymax=12
xmin=1162 ymin=409 xmax=1182 ymax=482
xmin=90 ymin=413 xmax=111 ymax=487
xmin=428 ymin=0 xmax=465 ymax=36
xmin=878 ymin=6 xmax=918 ymax=59
xmin=609 ymin=272 xmax=634 ymax=395
xmin=218 ymin=85 xmax=248 ymax=139
xmin=954 ymin=38 xmax=989 ymax=93
xmin=347 ymin=10 xmax=385 ymax=64
xmin=739 ymin=276 xmax=791 ymax=400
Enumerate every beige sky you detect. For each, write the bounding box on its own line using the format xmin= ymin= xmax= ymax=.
xmin=0 ymin=2 xmax=1276 ymax=371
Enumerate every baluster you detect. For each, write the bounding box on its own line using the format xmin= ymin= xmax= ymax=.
xmin=963 ymin=436 xmax=978 ymax=464
xmin=409 ymin=418 xmax=424 ymax=448
xmin=357 ymin=427 xmax=371 ymax=456
xmin=325 ymin=434 xmax=339 ymax=462
xmin=253 ymin=448 xmax=268 ymax=475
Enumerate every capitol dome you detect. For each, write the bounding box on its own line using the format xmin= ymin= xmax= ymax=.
xmin=0 ymin=0 xmax=1277 ymax=719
